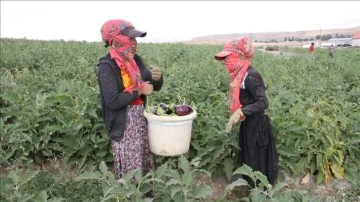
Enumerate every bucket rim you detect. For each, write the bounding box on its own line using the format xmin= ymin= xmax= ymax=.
xmin=144 ymin=110 xmax=197 ymax=122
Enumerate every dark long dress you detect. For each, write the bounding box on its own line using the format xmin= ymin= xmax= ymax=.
xmin=237 ymin=65 xmax=278 ymax=187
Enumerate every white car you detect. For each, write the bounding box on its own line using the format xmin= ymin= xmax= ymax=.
xmin=320 ymin=43 xmax=336 ymax=48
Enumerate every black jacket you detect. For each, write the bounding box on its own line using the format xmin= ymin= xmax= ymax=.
xmin=240 ymin=65 xmax=269 ymax=116
xmin=97 ymin=53 xmax=163 ymax=141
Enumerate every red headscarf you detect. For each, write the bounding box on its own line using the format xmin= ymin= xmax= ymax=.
xmin=215 ymin=37 xmax=254 ymax=117
xmin=100 ymin=19 xmax=145 ymax=93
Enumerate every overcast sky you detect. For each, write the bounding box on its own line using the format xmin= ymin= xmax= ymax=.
xmin=1 ymin=1 xmax=359 ymax=43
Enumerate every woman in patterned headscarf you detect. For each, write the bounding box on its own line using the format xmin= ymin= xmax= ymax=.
xmin=97 ymin=19 xmax=164 ymax=180
xmin=215 ymin=37 xmax=278 ymax=187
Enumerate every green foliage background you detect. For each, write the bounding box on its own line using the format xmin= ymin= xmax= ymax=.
xmin=1 ymin=38 xmax=359 ymax=200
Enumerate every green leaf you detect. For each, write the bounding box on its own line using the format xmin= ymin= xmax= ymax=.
xmin=48 ymin=197 xmax=66 ymax=202
xmin=178 ymin=155 xmax=189 ymax=172
xmin=326 ymin=146 xmax=335 ymax=157
xmin=48 ymin=197 xmax=65 ymax=202
xmin=194 ymin=185 xmax=212 ymax=199
xmin=100 ymin=193 xmax=116 ymax=202
xmin=166 ymin=179 xmax=180 ymax=186
xmin=225 ymin=178 xmax=249 ymax=192
xmin=99 ymin=161 xmax=108 ymax=175
xmin=250 ymin=187 xmax=267 ymax=202
xmin=233 ymin=164 xmax=254 ymax=179
xmin=96 ymin=151 xmax=107 ymax=157
xmin=170 ymin=186 xmax=182 ymax=200
xmin=17 ymin=193 xmax=35 ymax=202
xmin=155 ymin=162 xmax=168 ymax=178
xmin=253 ymin=171 xmax=269 ymax=186
xmin=0 ymin=118 xmax=4 ymax=137
xmin=223 ymin=157 xmax=234 ymax=181
xmin=182 ymin=171 xmax=192 ymax=187
xmin=34 ymin=190 xmax=48 ymax=202
xmin=73 ymin=171 xmax=101 ymax=181
xmin=19 ymin=169 xmax=39 ymax=185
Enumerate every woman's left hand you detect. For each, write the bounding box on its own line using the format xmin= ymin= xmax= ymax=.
xmin=225 ymin=109 xmax=244 ymax=132
xmin=150 ymin=66 xmax=162 ymax=81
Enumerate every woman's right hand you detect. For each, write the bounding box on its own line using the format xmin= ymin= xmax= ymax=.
xmin=139 ymin=81 xmax=153 ymax=96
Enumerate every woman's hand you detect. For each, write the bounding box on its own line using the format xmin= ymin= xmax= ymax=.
xmin=225 ymin=109 xmax=244 ymax=132
xmin=139 ymin=81 xmax=153 ymax=96
xmin=150 ymin=66 xmax=162 ymax=81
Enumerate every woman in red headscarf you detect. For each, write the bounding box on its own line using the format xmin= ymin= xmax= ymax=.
xmin=215 ymin=37 xmax=278 ymax=187
xmin=97 ymin=19 xmax=164 ymax=180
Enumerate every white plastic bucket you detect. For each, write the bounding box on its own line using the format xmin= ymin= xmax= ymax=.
xmin=143 ymin=110 xmax=197 ymax=156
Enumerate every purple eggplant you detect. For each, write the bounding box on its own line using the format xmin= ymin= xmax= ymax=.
xmin=159 ymin=103 xmax=173 ymax=115
xmin=174 ymin=104 xmax=193 ymax=116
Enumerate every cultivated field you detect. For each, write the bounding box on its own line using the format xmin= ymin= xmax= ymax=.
xmin=1 ymin=38 xmax=359 ymax=201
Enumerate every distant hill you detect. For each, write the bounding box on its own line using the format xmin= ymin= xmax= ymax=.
xmin=185 ymin=26 xmax=360 ymax=45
